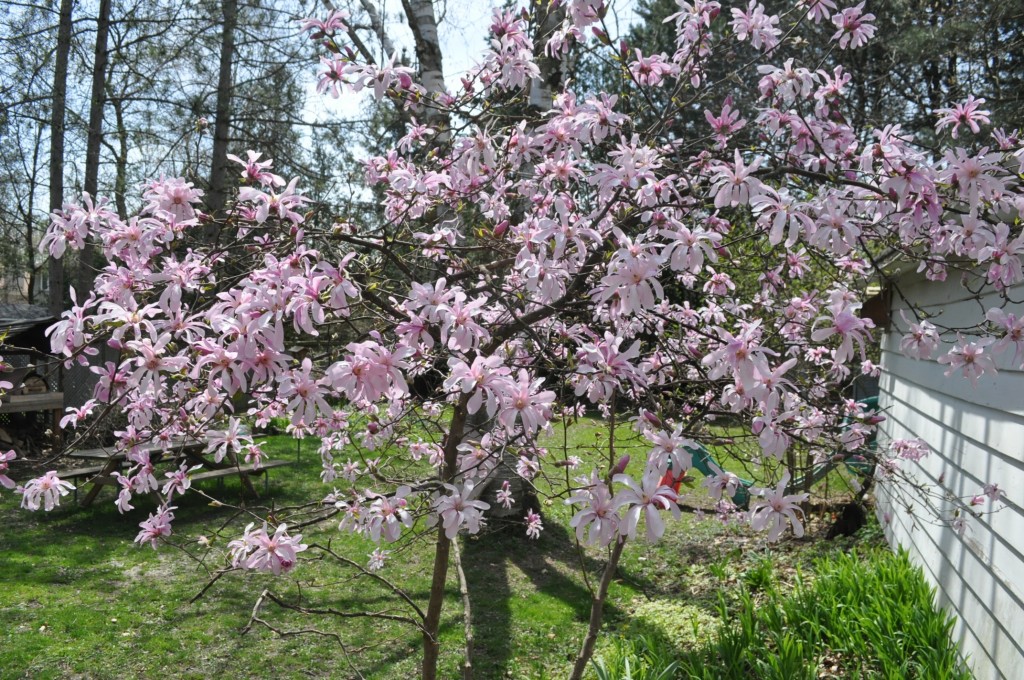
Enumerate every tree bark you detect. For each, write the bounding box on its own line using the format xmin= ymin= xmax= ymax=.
xmin=47 ymin=0 xmax=74 ymax=316
xmin=421 ymin=393 xmax=471 ymax=680
xmin=400 ymin=0 xmax=446 ymax=129
xmin=110 ymin=95 xmax=129 ymax=220
xmin=77 ymin=0 xmax=112 ymax=296
xmin=358 ymin=0 xmax=398 ymax=61
xmin=528 ymin=1 xmax=568 ymax=110
xmin=451 ymin=538 xmax=474 ymax=680
xmin=569 ymin=538 xmax=626 ymax=680
xmin=206 ymin=0 xmax=238 ymax=230
xmin=25 ymin=122 xmax=43 ymax=304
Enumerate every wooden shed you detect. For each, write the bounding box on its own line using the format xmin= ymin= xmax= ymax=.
xmin=875 ymin=267 xmax=1024 ymax=679
xmin=0 ymin=304 xmax=63 ymax=450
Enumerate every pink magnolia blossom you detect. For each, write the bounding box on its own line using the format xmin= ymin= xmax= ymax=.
xmin=445 ymin=355 xmax=512 ymax=417
xmin=831 ymin=2 xmax=876 ymax=49
xmin=300 ymin=9 xmax=348 ymax=37
xmin=702 ymin=462 xmax=741 ymax=501
xmin=0 ymin=450 xmax=15 ymax=491
xmin=367 ymin=548 xmax=390 ymax=572
xmin=705 ymin=98 xmax=746 ymax=148
xmin=935 ymin=96 xmax=991 ymax=139
xmin=890 ymin=438 xmax=930 ymax=461
xmin=811 ymin=296 xmax=874 ymax=365
xmin=574 ymin=333 xmax=647 ymax=403
xmin=525 ymin=510 xmax=543 ymax=539
xmin=800 ymin=0 xmax=837 ymax=23
xmin=279 ymin=358 xmax=332 ymax=426
xmin=629 ymin=51 xmax=679 ymax=86
xmin=162 ymin=463 xmax=202 ymax=500
xmin=567 ymin=473 xmax=621 ymax=547
xmin=497 ymin=370 xmax=555 ymax=435
xmin=433 ymin=483 xmax=490 ymax=539
xmin=20 ymin=471 xmax=75 ymax=511
xmin=749 ymin=471 xmax=808 ymax=541
xmin=938 ymin=336 xmax=997 ymax=386
xmin=982 ymin=483 xmax=1006 ymax=503
xmin=366 ymin=486 xmax=414 ymax=543
xmin=126 ymin=333 xmax=188 ymax=393
xmin=142 ymin=177 xmax=203 ymax=223
xmin=135 ymin=505 xmax=176 ymax=549
xmin=227 ymin=150 xmax=285 ymax=187
xmin=711 ymin=150 xmax=764 ymax=208
xmin=987 ymin=308 xmax=1024 ymax=368
xmin=228 ymin=522 xmax=308 ymax=575
xmin=612 ymin=468 xmax=681 ymax=543
xmin=899 ymin=314 xmax=941 ymax=360
xmin=206 ymin=417 xmax=251 ymax=463
xmin=496 ymin=480 xmax=515 ymax=509
xmin=731 ymin=1 xmax=781 ymax=52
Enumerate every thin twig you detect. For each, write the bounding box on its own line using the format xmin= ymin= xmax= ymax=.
xmin=310 ymin=542 xmax=427 ymax=623
xmin=190 ymin=566 xmax=238 ymax=603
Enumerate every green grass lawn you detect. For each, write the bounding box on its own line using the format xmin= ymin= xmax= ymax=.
xmin=0 ymin=421 xmax=966 ymax=679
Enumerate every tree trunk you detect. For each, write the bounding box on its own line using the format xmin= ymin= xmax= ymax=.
xmin=422 ymin=394 xmax=471 ymax=680
xmin=358 ymin=0 xmax=398 ymax=60
xmin=77 ymin=0 xmax=112 ymax=296
xmin=206 ymin=0 xmax=237 ymax=230
xmin=528 ymin=1 xmax=568 ymax=110
xmin=111 ymin=95 xmax=129 ymax=220
xmin=47 ymin=0 xmax=74 ymax=316
xmin=569 ymin=538 xmax=626 ymax=680
xmin=400 ymin=0 xmax=446 ymax=130
xmin=421 ymin=524 xmax=452 ymax=680
xmin=25 ymin=122 xmax=43 ymax=304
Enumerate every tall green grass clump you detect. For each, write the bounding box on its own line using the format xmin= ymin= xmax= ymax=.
xmin=593 ymin=548 xmax=970 ymax=680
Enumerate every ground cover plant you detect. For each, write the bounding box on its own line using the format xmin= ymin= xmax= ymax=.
xmin=593 ymin=548 xmax=970 ymax=680
xmin=1 ymin=0 xmax=1018 ymax=677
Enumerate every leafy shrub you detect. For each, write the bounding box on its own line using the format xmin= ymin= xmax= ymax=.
xmin=592 ymin=549 xmax=970 ymax=680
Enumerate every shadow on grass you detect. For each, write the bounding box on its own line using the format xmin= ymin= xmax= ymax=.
xmin=462 ymin=517 xmax=630 ymax=677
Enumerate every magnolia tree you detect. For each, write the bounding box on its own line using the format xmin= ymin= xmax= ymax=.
xmin=3 ymin=0 xmax=1021 ymax=677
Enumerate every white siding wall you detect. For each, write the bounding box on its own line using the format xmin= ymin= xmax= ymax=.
xmin=877 ymin=271 xmax=1024 ymax=680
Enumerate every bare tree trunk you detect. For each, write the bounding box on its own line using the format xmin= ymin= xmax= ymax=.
xmin=111 ymin=95 xmax=129 ymax=220
xmin=400 ymin=0 xmax=446 ymax=129
xmin=358 ymin=0 xmax=398 ymax=60
xmin=421 ymin=524 xmax=451 ymax=680
xmin=47 ymin=0 xmax=74 ymax=316
xmin=569 ymin=538 xmax=626 ymax=680
xmin=77 ymin=0 xmax=112 ymax=296
xmin=206 ymin=0 xmax=237 ymax=231
xmin=528 ymin=1 xmax=568 ymax=110
xmin=25 ymin=122 xmax=43 ymax=304
xmin=422 ymin=394 xmax=471 ymax=680
xmin=452 ymin=539 xmax=474 ymax=680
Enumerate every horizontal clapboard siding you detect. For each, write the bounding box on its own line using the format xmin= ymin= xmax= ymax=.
xmin=877 ymin=269 xmax=1024 ymax=680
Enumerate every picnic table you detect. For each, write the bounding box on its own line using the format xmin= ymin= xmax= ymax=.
xmin=0 ymin=391 xmax=64 ymax=443
xmin=62 ymin=437 xmax=292 ymax=507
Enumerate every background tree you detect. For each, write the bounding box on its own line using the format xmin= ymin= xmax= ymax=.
xmin=6 ymin=2 xmax=1022 ymax=680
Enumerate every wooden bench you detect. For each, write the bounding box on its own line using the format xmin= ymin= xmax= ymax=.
xmin=68 ymin=438 xmax=206 ymax=461
xmin=68 ymin=439 xmax=208 ymax=507
xmin=190 ymin=459 xmax=293 ymax=495
xmin=60 ymin=464 xmax=120 ymax=503
xmin=61 ymin=458 xmax=293 ymax=505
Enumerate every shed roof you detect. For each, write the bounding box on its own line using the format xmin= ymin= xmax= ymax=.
xmin=0 ymin=304 xmax=55 ymax=347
